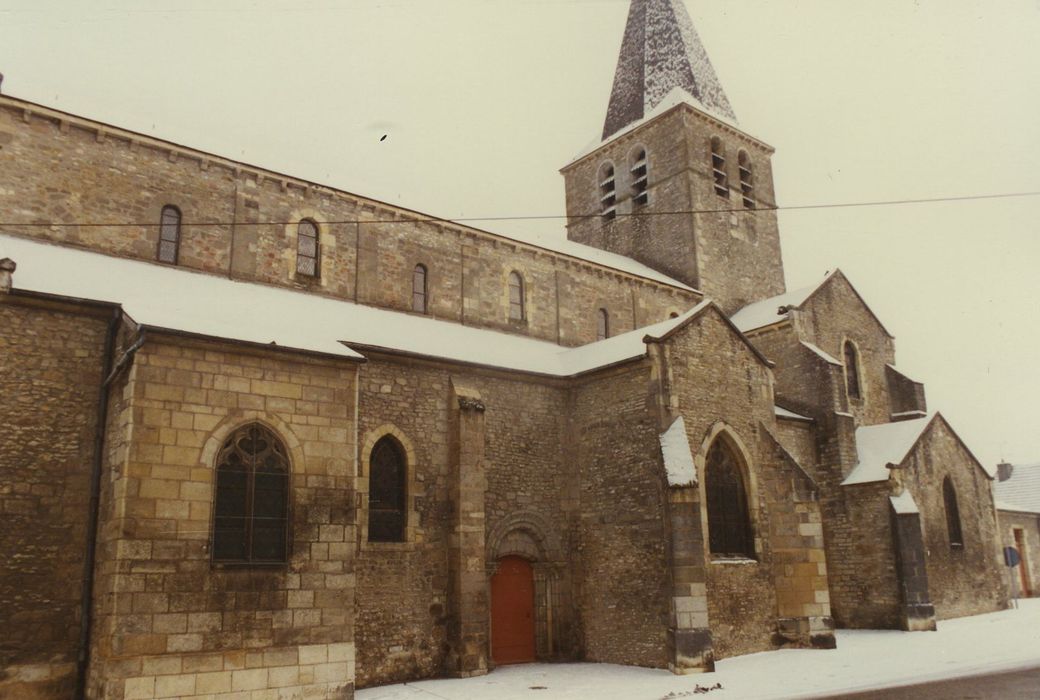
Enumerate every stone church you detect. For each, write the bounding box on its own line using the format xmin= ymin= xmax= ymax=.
xmin=0 ymin=1 xmax=1007 ymax=697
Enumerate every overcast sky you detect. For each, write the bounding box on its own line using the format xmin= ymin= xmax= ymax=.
xmin=1 ymin=0 xmax=1038 ymax=468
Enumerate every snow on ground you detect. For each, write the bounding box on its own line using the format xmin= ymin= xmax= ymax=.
xmin=357 ymin=600 xmax=1040 ymax=699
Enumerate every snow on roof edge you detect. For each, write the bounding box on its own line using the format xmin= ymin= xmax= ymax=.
xmin=842 ymin=414 xmax=936 ymax=486
xmin=890 ymin=491 xmax=920 ymax=514
xmin=660 ymin=416 xmax=697 ymax=487
xmin=775 ymin=406 xmax=813 ymax=422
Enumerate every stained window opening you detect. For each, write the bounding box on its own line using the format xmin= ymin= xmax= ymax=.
xmin=369 ymin=436 xmax=407 ymax=542
xmin=738 ymin=151 xmax=755 ymax=209
xmin=212 ymin=423 xmax=290 ymax=565
xmin=509 ymin=271 xmax=525 ymax=321
xmin=158 ymin=205 xmax=181 ymax=264
xmin=710 ymin=138 xmax=728 ymax=198
xmin=412 ymin=264 xmax=428 ymax=313
xmin=705 ymin=438 xmax=754 ymax=558
xmin=296 ymin=219 xmax=320 ymax=277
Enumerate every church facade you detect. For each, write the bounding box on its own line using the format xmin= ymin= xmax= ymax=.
xmin=0 ymin=1 xmax=1007 ymax=698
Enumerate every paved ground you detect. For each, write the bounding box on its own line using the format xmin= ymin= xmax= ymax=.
xmin=822 ymin=663 xmax=1040 ymax=699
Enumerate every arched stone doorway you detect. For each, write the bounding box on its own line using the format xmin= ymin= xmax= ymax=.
xmin=490 ymin=556 xmax=536 ymax=665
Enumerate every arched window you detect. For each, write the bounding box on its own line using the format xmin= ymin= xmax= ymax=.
xmin=738 ymin=151 xmax=755 ymax=209
xmin=705 ymin=438 xmax=754 ymax=558
xmin=212 ymin=423 xmax=290 ymax=564
xmin=599 ymin=163 xmax=617 ymax=221
xmin=943 ymin=477 xmax=964 ymax=547
xmin=368 ymin=436 xmax=407 ymax=542
xmin=158 ymin=205 xmax=181 ymax=264
xmin=508 ymin=271 xmax=525 ymax=321
xmin=412 ymin=264 xmax=428 ymax=313
xmin=630 ymin=148 xmax=648 ymax=207
xmin=596 ymin=308 xmax=609 ymax=341
xmin=710 ymin=137 xmax=728 ymax=198
xmin=296 ymin=219 xmax=320 ymax=277
xmin=843 ymin=340 xmax=862 ymax=400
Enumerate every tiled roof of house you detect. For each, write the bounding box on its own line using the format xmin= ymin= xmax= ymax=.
xmin=995 ymin=463 xmax=1040 ymax=514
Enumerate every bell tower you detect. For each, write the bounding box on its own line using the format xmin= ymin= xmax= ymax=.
xmin=562 ymin=0 xmax=786 ymax=314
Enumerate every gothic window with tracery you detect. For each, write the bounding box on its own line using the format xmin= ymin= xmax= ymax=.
xmin=710 ymin=138 xmax=728 ymax=198
xmin=844 ymin=340 xmax=862 ymax=400
xmin=597 ymin=308 xmax=609 ymax=341
xmin=368 ymin=436 xmax=407 ymax=542
xmin=705 ymin=438 xmax=754 ymax=557
xmin=158 ymin=205 xmax=181 ymax=264
xmin=296 ymin=219 xmax=320 ymax=277
xmin=943 ymin=476 xmax=964 ymax=547
xmin=212 ymin=423 xmax=290 ymax=564
xmin=738 ymin=150 xmax=755 ymax=209
xmin=413 ymin=264 xmax=428 ymax=313
xmin=509 ymin=271 xmax=526 ymax=321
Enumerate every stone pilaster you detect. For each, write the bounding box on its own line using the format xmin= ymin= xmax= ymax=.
xmin=444 ymin=379 xmax=489 ymax=677
xmin=665 ymin=486 xmax=715 ymax=673
xmin=890 ymin=504 xmax=937 ymax=631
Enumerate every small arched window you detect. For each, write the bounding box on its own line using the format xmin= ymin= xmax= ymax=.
xmin=710 ymin=138 xmax=728 ymax=198
xmin=630 ymin=148 xmax=648 ymax=207
xmin=368 ymin=436 xmax=407 ymax=542
xmin=843 ymin=340 xmax=862 ymax=400
xmin=705 ymin=438 xmax=754 ymax=558
xmin=596 ymin=308 xmax=609 ymax=341
xmin=296 ymin=219 xmax=320 ymax=277
xmin=158 ymin=205 xmax=181 ymax=264
xmin=738 ymin=151 xmax=755 ymax=209
xmin=599 ymin=163 xmax=617 ymax=221
xmin=412 ymin=264 xmax=428 ymax=313
xmin=943 ymin=477 xmax=964 ymax=547
xmin=508 ymin=271 xmax=525 ymax=321
xmin=212 ymin=423 xmax=290 ymax=564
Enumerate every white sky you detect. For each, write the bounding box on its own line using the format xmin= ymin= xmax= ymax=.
xmin=1 ymin=0 xmax=1038 ymax=467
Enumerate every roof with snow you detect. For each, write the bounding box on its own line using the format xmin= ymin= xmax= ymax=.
xmin=842 ymin=414 xmax=936 ymax=486
xmin=890 ymin=490 xmax=920 ymax=515
xmin=775 ymin=406 xmax=813 ymax=422
xmin=659 ymin=415 xmax=697 ymax=487
xmin=995 ymin=463 xmax=1040 ymax=514
xmin=730 ymin=272 xmax=836 ymax=333
xmin=0 ymin=233 xmax=708 ymax=378
xmin=602 ymin=0 xmax=736 ymax=140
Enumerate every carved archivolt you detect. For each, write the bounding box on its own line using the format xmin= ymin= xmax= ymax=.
xmin=486 ymin=510 xmax=563 ymax=566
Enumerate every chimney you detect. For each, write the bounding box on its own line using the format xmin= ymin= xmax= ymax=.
xmin=997 ymin=461 xmax=1014 ymax=482
xmin=0 ymin=258 xmax=14 ymax=293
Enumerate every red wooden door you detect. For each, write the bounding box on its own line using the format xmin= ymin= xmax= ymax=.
xmin=490 ymin=556 xmax=535 ymax=665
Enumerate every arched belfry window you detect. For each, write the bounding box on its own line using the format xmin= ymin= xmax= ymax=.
xmin=943 ymin=477 xmax=964 ymax=547
xmin=843 ymin=340 xmax=862 ymax=400
xmin=738 ymin=151 xmax=755 ymax=209
xmin=705 ymin=438 xmax=754 ymax=558
xmin=296 ymin=219 xmax=320 ymax=277
xmin=158 ymin=205 xmax=181 ymax=264
xmin=630 ymin=148 xmax=648 ymax=207
xmin=710 ymin=138 xmax=728 ymax=198
xmin=599 ymin=163 xmax=617 ymax=221
xmin=212 ymin=423 xmax=290 ymax=564
xmin=596 ymin=308 xmax=609 ymax=341
xmin=412 ymin=264 xmax=428 ymax=313
xmin=368 ymin=436 xmax=407 ymax=542
xmin=508 ymin=271 xmax=525 ymax=321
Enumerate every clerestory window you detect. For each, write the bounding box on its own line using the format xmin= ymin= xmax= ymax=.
xmin=413 ymin=264 xmax=428 ymax=313
xmin=296 ymin=219 xmax=320 ymax=277
xmin=508 ymin=271 xmax=525 ymax=321
xmin=158 ymin=205 xmax=181 ymax=264
xmin=597 ymin=308 xmax=609 ymax=341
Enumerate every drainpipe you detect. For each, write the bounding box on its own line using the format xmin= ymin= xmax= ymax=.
xmin=74 ymin=318 xmax=145 ymax=698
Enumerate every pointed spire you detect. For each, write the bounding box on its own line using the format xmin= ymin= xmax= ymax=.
xmin=602 ymin=0 xmax=736 ymax=140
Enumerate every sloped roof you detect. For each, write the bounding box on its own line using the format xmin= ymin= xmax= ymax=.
xmin=995 ymin=463 xmax=1040 ymax=514
xmin=603 ymin=0 xmax=736 ymax=140
xmin=775 ymin=406 xmax=813 ymax=422
xmin=659 ymin=416 xmax=696 ymax=487
xmin=842 ymin=414 xmax=936 ymax=486
xmin=0 ymin=233 xmax=703 ymax=378
xmin=730 ymin=272 xmax=837 ymax=333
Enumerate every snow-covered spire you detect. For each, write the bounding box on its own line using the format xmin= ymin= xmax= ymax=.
xmin=602 ymin=0 xmax=736 ymax=140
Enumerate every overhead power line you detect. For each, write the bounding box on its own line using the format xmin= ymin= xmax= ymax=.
xmin=0 ymin=191 xmax=1036 ymax=229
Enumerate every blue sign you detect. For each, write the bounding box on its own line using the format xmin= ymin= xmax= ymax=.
xmin=1004 ymin=546 xmax=1021 ymax=568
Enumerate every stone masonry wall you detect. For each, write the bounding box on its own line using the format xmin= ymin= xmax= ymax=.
xmin=0 ymin=297 xmax=111 ymax=699
xmin=0 ymin=96 xmax=698 ymax=349
xmin=563 ymin=103 xmax=785 ymax=315
xmin=87 ymin=336 xmax=358 ymax=699
xmin=899 ymin=419 xmax=1005 ymax=620
xmin=663 ymin=310 xmax=780 ymax=658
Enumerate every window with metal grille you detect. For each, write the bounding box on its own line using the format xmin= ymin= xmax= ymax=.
xmin=943 ymin=477 xmax=964 ymax=547
xmin=212 ymin=423 xmax=290 ymax=565
xmin=738 ymin=151 xmax=755 ymax=209
xmin=596 ymin=308 xmax=609 ymax=341
xmin=710 ymin=138 xmax=728 ymax=198
xmin=368 ymin=436 xmax=406 ymax=542
xmin=158 ymin=205 xmax=181 ymax=264
xmin=630 ymin=148 xmax=648 ymax=207
xmin=705 ymin=439 xmax=754 ymax=558
xmin=509 ymin=271 xmax=525 ymax=321
xmin=413 ymin=264 xmax=428 ymax=313
xmin=296 ymin=219 xmax=319 ymax=277
xmin=843 ymin=341 xmax=862 ymax=400
xmin=599 ymin=163 xmax=616 ymax=221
